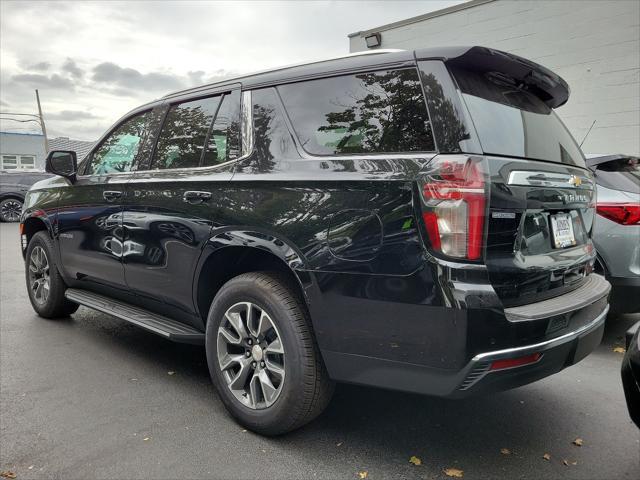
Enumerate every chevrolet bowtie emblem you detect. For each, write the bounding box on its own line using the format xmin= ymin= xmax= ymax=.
xmin=569 ymin=175 xmax=582 ymax=187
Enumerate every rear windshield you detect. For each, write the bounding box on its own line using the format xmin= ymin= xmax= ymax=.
xmin=593 ymin=157 xmax=640 ymax=192
xmin=450 ymin=66 xmax=585 ymax=167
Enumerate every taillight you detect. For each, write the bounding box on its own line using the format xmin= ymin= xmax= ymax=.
xmin=419 ymin=155 xmax=488 ymax=260
xmin=597 ymin=203 xmax=640 ymax=225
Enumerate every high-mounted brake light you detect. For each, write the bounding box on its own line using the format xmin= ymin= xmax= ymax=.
xmin=419 ymin=156 xmax=488 ymax=260
xmin=596 ymin=203 xmax=640 ymax=225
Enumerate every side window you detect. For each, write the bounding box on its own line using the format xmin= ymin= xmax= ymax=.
xmin=278 ymin=68 xmax=436 ymax=155
xmin=202 ymin=90 xmax=241 ymax=166
xmin=252 ymin=88 xmax=295 ymax=163
xmin=152 ymin=96 xmax=221 ymax=170
xmin=86 ymin=111 xmax=150 ymax=175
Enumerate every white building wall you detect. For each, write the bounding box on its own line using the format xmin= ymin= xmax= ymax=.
xmin=0 ymin=132 xmax=47 ymax=169
xmin=349 ymin=0 xmax=640 ymax=156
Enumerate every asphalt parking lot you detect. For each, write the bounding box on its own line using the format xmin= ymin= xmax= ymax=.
xmin=1 ymin=222 xmax=638 ymax=479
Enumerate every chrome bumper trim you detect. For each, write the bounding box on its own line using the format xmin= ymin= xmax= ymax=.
xmin=473 ymin=304 xmax=609 ymax=363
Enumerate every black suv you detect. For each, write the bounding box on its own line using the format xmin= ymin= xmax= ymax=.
xmin=21 ymin=47 xmax=610 ymax=435
xmin=1 ymin=170 xmax=52 ymax=222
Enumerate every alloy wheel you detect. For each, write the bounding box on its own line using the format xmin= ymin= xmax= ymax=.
xmin=217 ymin=302 xmax=285 ymax=409
xmin=28 ymin=246 xmax=50 ymax=305
xmin=1 ymin=199 xmax=22 ymax=222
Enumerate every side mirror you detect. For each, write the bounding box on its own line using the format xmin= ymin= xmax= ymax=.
xmin=46 ymin=150 xmax=77 ymax=180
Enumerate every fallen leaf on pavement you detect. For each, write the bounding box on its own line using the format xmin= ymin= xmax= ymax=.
xmin=500 ymin=448 xmax=511 ymax=455
xmin=0 ymin=472 xmax=17 ymax=479
xmin=143 ymin=437 xmax=151 ymax=441
xmin=613 ymin=347 xmax=626 ymax=353
xmin=357 ymin=471 xmax=368 ymax=479
xmin=409 ymin=456 xmax=422 ymax=466
xmin=443 ymin=467 xmax=464 ymax=477
xmin=543 ymin=453 xmax=551 ymax=461
xmin=572 ymin=438 xmax=583 ymax=447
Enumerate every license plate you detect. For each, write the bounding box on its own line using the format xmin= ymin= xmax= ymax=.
xmin=550 ymin=213 xmax=576 ymax=248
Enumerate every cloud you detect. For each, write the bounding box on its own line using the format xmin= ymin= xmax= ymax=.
xmin=11 ymin=73 xmax=75 ymax=90
xmin=46 ymin=110 xmax=99 ymax=121
xmin=92 ymin=62 xmax=186 ymax=93
xmin=62 ymin=58 xmax=83 ymax=78
xmin=27 ymin=61 xmax=51 ymax=71
xmin=1 ymin=0 xmax=463 ymax=141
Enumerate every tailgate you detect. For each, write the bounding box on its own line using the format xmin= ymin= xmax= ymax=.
xmin=485 ymin=156 xmax=597 ymax=306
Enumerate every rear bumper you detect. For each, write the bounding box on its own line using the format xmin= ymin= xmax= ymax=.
xmin=323 ymin=302 xmax=608 ymax=397
xmin=452 ymin=303 xmax=608 ymax=397
xmin=321 ymin=274 xmax=610 ymax=397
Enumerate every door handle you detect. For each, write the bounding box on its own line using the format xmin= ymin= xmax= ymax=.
xmin=183 ymin=191 xmax=212 ymax=205
xmin=103 ymin=190 xmax=122 ymax=202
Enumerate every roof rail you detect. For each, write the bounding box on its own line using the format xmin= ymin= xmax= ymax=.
xmin=162 ymin=49 xmax=406 ymax=99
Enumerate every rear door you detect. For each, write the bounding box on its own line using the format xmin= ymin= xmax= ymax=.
xmin=123 ymin=89 xmax=241 ymax=326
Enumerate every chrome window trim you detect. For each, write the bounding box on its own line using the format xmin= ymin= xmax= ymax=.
xmin=75 ymin=90 xmax=254 ymax=179
xmin=241 ymin=90 xmax=254 ymax=158
xmin=507 ymin=170 xmax=594 ymax=189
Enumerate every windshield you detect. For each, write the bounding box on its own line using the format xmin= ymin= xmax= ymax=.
xmin=451 ymin=66 xmax=585 ymax=167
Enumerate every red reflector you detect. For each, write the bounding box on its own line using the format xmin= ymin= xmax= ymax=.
xmin=422 ymin=212 xmax=441 ymax=250
xmin=597 ymin=203 xmax=640 ymax=225
xmin=19 ymin=223 xmax=24 ymax=235
xmin=490 ymin=353 xmax=542 ymax=371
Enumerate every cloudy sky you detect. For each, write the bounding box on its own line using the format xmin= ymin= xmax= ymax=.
xmin=0 ymin=0 xmax=462 ymax=141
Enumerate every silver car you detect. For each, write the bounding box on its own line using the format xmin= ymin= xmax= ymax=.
xmin=587 ymin=155 xmax=640 ymax=314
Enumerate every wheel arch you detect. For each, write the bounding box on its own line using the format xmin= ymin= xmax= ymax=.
xmin=193 ymin=229 xmax=315 ymax=326
xmin=0 ymin=192 xmax=25 ymax=202
xmin=21 ymin=214 xmax=54 ymax=256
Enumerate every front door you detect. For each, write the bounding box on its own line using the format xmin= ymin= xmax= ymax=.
xmin=123 ymin=89 xmax=241 ymax=326
xmin=57 ymin=110 xmax=154 ymax=299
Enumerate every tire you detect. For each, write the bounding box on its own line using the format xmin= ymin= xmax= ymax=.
xmin=0 ymin=197 xmax=23 ymax=222
xmin=206 ymin=271 xmax=334 ymax=435
xmin=25 ymin=231 xmax=79 ymax=318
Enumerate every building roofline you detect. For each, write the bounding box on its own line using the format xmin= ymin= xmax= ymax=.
xmin=0 ymin=131 xmax=44 ymax=137
xmin=347 ymin=0 xmax=495 ymax=38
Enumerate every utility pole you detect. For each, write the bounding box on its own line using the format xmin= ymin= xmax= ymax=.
xmin=35 ymin=89 xmax=49 ymax=153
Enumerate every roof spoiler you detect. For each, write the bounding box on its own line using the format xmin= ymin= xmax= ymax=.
xmin=415 ymin=46 xmax=570 ymax=109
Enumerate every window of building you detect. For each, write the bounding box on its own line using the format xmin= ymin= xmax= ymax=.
xmin=152 ymin=96 xmax=222 ymax=170
xmin=85 ymin=111 xmax=151 ymax=175
xmin=278 ymin=68 xmax=436 ymax=155
xmin=0 ymin=154 xmax=37 ymax=170
xmin=20 ymin=156 xmax=35 ymax=169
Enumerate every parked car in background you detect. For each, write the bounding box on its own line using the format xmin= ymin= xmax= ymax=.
xmin=0 ymin=170 xmax=52 ymax=222
xmin=586 ymin=155 xmax=640 ymax=314
xmin=622 ymin=320 xmax=640 ymax=428
xmin=20 ymin=46 xmax=610 ymax=435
